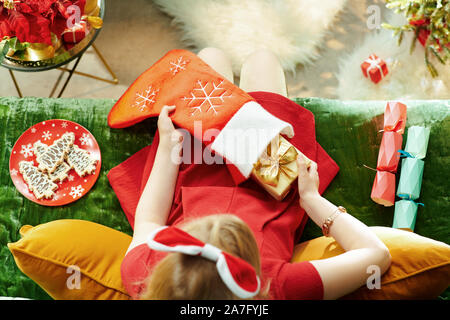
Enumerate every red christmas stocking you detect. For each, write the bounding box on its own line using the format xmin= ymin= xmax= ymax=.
xmin=108 ymin=49 xmax=294 ymax=184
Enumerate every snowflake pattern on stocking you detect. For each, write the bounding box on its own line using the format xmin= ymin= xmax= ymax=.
xmin=183 ymin=80 xmax=232 ymax=116
xmin=170 ymin=56 xmax=189 ymax=75
xmin=10 ymin=168 xmax=18 ymax=176
xmin=133 ymin=86 xmax=159 ymax=112
xmin=69 ymin=185 xmax=85 ymax=199
xmin=20 ymin=144 xmax=34 ymax=158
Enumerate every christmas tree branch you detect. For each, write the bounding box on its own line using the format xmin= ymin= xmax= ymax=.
xmin=383 ymin=0 xmax=449 ymax=77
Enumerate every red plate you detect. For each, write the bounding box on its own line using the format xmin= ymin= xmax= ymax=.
xmin=9 ymin=119 xmax=102 ymax=206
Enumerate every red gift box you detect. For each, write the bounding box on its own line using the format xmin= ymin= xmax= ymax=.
xmin=384 ymin=101 xmax=407 ymax=134
xmin=361 ymin=54 xmax=388 ymax=84
xmin=62 ymin=21 xmax=89 ymax=44
xmin=371 ymin=171 xmax=395 ymax=207
xmin=376 ymin=131 xmax=403 ymax=173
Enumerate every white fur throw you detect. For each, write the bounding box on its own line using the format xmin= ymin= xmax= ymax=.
xmin=153 ymin=0 xmax=347 ymax=75
xmin=336 ymin=13 xmax=450 ymax=100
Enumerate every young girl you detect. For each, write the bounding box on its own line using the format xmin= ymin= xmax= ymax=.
xmin=120 ymin=48 xmax=391 ymax=300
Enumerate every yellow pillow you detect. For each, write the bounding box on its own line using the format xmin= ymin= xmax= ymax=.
xmin=291 ymin=227 xmax=450 ymax=299
xmin=8 ymin=219 xmax=132 ymax=300
xmin=8 ymin=221 xmax=450 ymax=300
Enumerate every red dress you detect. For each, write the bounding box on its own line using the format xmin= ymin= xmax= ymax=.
xmin=109 ymin=92 xmax=340 ymax=300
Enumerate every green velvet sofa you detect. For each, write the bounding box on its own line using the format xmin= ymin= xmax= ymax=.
xmin=0 ymin=97 xmax=448 ymax=299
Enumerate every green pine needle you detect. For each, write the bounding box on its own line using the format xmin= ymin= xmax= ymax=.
xmin=398 ymin=31 xmax=404 ymax=45
xmin=430 ymin=46 xmax=445 ymax=64
xmin=425 ymin=49 xmax=439 ymax=78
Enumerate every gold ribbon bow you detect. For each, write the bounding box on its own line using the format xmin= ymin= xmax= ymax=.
xmin=253 ymin=135 xmax=299 ymax=186
xmin=82 ymin=16 xmax=103 ymax=29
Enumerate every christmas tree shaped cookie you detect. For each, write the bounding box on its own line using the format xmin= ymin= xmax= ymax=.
xmin=33 ymin=140 xmax=48 ymax=157
xmin=34 ymin=140 xmax=71 ymax=183
xmin=35 ymin=132 xmax=75 ymax=174
xmin=19 ymin=161 xmax=58 ymax=199
xmin=66 ymin=144 xmax=97 ymax=177
xmin=48 ymin=162 xmax=72 ymax=183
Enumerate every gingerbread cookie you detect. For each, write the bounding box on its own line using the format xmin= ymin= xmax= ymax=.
xmin=49 ymin=162 xmax=72 ymax=183
xmin=66 ymin=144 xmax=97 ymax=177
xmin=35 ymin=132 xmax=75 ymax=173
xmin=34 ymin=141 xmax=71 ymax=183
xmin=19 ymin=161 xmax=58 ymax=199
xmin=33 ymin=140 xmax=48 ymax=157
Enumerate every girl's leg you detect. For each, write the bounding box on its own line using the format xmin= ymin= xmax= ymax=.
xmin=197 ymin=47 xmax=234 ymax=84
xmin=239 ymin=49 xmax=287 ymax=97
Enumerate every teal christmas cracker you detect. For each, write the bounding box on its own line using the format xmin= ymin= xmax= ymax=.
xmin=397 ymin=157 xmax=424 ymax=200
xmin=393 ymin=200 xmax=419 ymax=231
xmin=404 ymin=126 xmax=430 ymax=159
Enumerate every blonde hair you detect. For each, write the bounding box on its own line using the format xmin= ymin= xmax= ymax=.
xmin=140 ymin=214 xmax=268 ymax=300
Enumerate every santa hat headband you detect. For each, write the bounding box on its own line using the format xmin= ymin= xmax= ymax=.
xmin=147 ymin=226 xmax=261 ymax=299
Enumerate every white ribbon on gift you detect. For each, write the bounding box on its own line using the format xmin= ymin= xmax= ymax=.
xmin=72 ymin=22 xmax=86 ymax=43
xmin=364 ymin=54 xmax=385 ymax=79
xmin=62 ymin=21 xmax=89 ymax=43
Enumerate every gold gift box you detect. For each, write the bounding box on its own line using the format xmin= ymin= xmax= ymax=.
xmin=251 ymin=135 xmax=311 ymax=201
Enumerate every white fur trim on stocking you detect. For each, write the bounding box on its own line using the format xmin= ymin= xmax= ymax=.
xmin=210 ymin=101 xmax=294 ymax=180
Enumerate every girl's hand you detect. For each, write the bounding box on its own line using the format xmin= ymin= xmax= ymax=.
xmin=158 ymin=105 xmax=183 ymax=149
xmin=297 ymin=153 xmax=320 ymax=205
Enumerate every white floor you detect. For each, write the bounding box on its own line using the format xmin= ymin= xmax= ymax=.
xmin=0 ymin=0 xmax=389 ymax=99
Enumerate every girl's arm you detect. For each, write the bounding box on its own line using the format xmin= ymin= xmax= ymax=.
xmin=126 ymin=106 xmax=183 ymax=255
xmin=296 ymin=155 xmax=391 ymax=300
